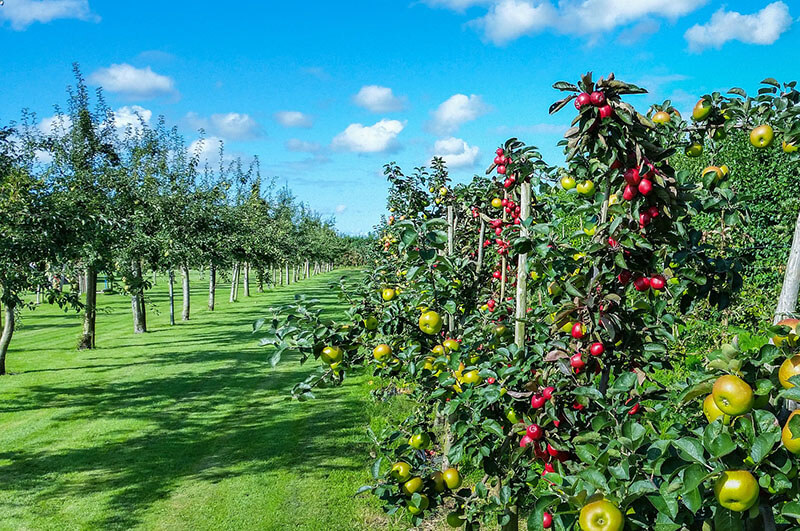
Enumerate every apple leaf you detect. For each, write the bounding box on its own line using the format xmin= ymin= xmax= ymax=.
xmin=727 ymin=87 xmax=747 ymax=98
xmin=750 ymin=432 xmax=780 ymax=463
xmin=549 ymin=94 xmax=577 ymax=115
xmin=782 ymin=502 xmax=800 ymax=520
xmin=673 ymin=437 xmax=707 ymax=465
xmin=762 ymin=78 xmax=780 ymax=88
xmin=552 ymin=81 xmax=579 ymax=92
xmin=714 ymin=508 xmax=744 ymax=531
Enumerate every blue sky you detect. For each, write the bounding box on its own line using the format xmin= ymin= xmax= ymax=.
xmin=1 ymin=1 xmax=797 ymax=234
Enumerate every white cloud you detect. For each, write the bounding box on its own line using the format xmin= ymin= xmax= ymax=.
xmin=428 ymin=94 xmax=489 ymax=135
xmin=444 ymin=0 xmax=707 ymax=44
xmin=113 ymin=105 xmax=152 ymax=132
xmin=422 ymin=0 xmax=490 ymax=10
xmin=286 ymin=138 xmax=322 ymax=153
xmin=186 ymin=112 xmax=261 ymax=140
xmin=685 ymin=2 xmax=792 ymax=52
xmin=353 ymin=85 xmax=406 ymax=113
xmin=433 ymin=137 xmax=480 ymax=168
xmin=88 ymin=63 xmax=177 ymax=100
xmin=39 ymin=114 xmax=73 ymax=135
xmin=332 ymin=119 xmax=405 ymax=153
xmin=472 ymin=0 xmax=557 ymax=45
xmin=0 ymin=0 xmax=98 ymax=30
xmin=274 ymin=111 xmax=313 ymax=128
xmin=189 ymin=136 xmax=225 ymax=165
xmin=335 ymin=204 xmax=347 ymax=214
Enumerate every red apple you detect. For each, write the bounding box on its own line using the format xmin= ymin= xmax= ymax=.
xmin=650 ymin=275 xmax=666 ymax=290
xmin=590 ymin=342 xmax=605 ymax=356
xmin=542 ymin=386 xmax=555 ymax=400
xmin=647 ymin=206 xmax=659 ymax=218
xmin=639 ymin=212 xmax=651 ymax=227
xmin=497 ymin=165 xmax=506 ymax=174
xmin=623 ymin=185 xmax=637 ymax=201
xmin=599 ymin=105 xmax=613 ymax=119
xmin=519 ymin=434 xmax=533 ymax=448
xmin=618 ymin=270 xmax=632 ymax=285
xmin=624 ymin=168 xmax=641 ymax=185
xmin=496 ymin=148 xmax=504 ymax=156
xmin=575 ymin=92 xmax=591 ymax=109
xmin=570 ymin=353 xmax=585 ymax=370
xmin=638 ymin=179 xmax=653 ymax=196
xmin=590 ymin=91 xmax=606 ymax=106
xmin=526 ymin=424 xmax=543 ymax=440
xmin=571 ymin=322 xmax=586 ymax=339
xmin=531 ymin=394 xmax=546 ymax=409
xmin=633 ymin=275 xmax=650 ymax=292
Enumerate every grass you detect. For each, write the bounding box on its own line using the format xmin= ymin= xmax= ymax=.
xmin=0 ymin=269 xmax=406 ymax=530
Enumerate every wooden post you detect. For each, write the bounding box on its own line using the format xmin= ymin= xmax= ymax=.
xmin=447 ymin=205 xmax=455 ymax=332
xmin=477 ymin=218 xmax=486 ymax=273
xmin=775 ymin=209 xmax=800 ymax=323
xmin=514 ymin=182 xmax=530 ymax=348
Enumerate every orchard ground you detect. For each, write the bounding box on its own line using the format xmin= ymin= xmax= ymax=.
xmin=0 ymin=270 xmax=422 ymax=530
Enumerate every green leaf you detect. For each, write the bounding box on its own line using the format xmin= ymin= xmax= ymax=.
xmin=750 ymin=432 xmax=780 ymax=463
xmin=673 ymin=437 xmax=706 ymax=465
xmin=482 ymin=419 xmax=505 ymax=438
xmin=782 ymin=501 xmax=800 ymax=519
xmin=371 ymin=457 xmax=383 ymax=479
xmin=579 ymin=468 xmax=609 ymax=491
xmin=704 ymin=421 xmax=736 ymax=458
xmin=714 ymin=507 xmax=744 ymax=531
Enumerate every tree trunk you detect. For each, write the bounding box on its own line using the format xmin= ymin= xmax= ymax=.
xmin=0 ymin=301 xmax=15 ymax=375
xmin=78 ymin=267 xmax=97 ymax=349
xmin=181 ymin=264 xmax=190 ymax=321
xmin=257 ymin=268 xmax=264 ymax=293
xmin=775 ymin=208 xmax=800 ymax=323
xmin=244 ymin=262 xmax=250 ymax=297
xmin=168 ymin=269 xmax=176 ymax=326
xmin=140 ymin=294 xmax=147 ymax=331
xmin=131 ymin=260 xmax=146 ymax=334
xmin=285 ymin=263 xmax=290 ymax=285
xmin=230 ymin=263 xmax=238 ymax=303
xmin=208 ymin=265 xmax=216 ymax=311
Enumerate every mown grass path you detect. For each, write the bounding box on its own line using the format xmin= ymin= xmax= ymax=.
xmin=0 ymin=270 xmax=396 ymax=530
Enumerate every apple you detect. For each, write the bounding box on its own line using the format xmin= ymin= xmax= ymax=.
xmin=321 ymin=346 xmax=343 ymax=364
xmin=373 ymin=344 xmax=392 ymax=361
xmin=561 ymin=175 xmax=577 ymax=190
xmin=714 ymin=470 xmax=759 ymax=512
xmin=590 ymin=91 xmax=606 ymax=106
xmin=783 ymin=140 xmax=799 ymax=153
xmin=599 ymin=105 xmax=613 ymax=119
xmin=443 ymin=338 xmax=460 ymax=352
xmin=542 ymin=386 xmax=555 ymax=400
xmin=402 ymin=476 xmax=424 ymax=495
xmin=570 ymin=353 xmax=585 ymax=370
xmin=779 ymin=355 xmax=800 ymax=389
xmin=623 ymin=168 xmax=641 ymax=186
xmin=639 ymin=212 xmax=651 ymax=227
xmin=446 ymin=512 xmax=465 ymax=528
xmin=684 ymin=142 xmax=704 ymax=157
xmin=647 ymin=206 xmax=659 ymax=218
xmin=750 ymin=124 xmax=774 ymax=148
xmin=390 ymin=461 xmax=412 ymax=482
xmin=419 ymin=311 xmax=443 ymax=335
xmin=382 ymin=288 xmax=396 ymax=301
xmin=531 ymin=393 xmax=546 ymax=408
xmin=526 ymin=424 xmax=543 ymax=440
xmin=519 ymin=434 xmax=533 ymax=448
xmin=409 ymin=432 xmax=431 ymax=450
xmin=442 ymin=468 xmax=462 ymax=489
xmin=773 ymin=318 xmax=800 ymax=348
xmin=462 ymin=370 xmax=481 ymax=384
xmin=652 ymin=111 xmax=670 ymax=124
xmin=579 ymin=500 xmax=624 ymax=531
xmin=364 ymin=316 xmax=379 ymax=330
xmin=575 ymin=92 xmax=591 ymax=109
xmin=496 ymin=147 xmax=504 ymax=156
xmin=576 ymin=180 xmax=596 ymax=196
xmin=431 ymin=471 xmax=446 ymax=492
xmin=649 ymin=275 xmax=665 ymax=291
xmin=692 ymin=98 xmax=711 ymax=121
xmin=622 ymin=185 xmax=637 ymax=201
xmin=491 ymin=197 xmax=503 ymax=208
xmin=633 ymin=276 xmax=650 ymax=292
xmin=637 ymin=179 xmax=653 ymax=196
xmin=703 ymin=394 xmax=728 ymax=423
xmin=590 ymin=342 xmax=605 ymax=356
xmin=571 ymin=322 xmax=586 ymax=339
xmin=542 ymin=463 xmax=555 ymax=476
xmin=543 ymin=511 xmax=553 ymax=529
xmin=407 ymin=494 xmax=429 ymax=515
xmin=782 ymin=410 xmax=800 ymax=454
xmin=617 ymin=270 xmax=632 ymax=285
xmin=712 ymin=374 xmax=754 ymax=415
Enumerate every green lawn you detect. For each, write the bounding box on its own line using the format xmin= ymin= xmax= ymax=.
xmin=0 ymin=270 xmax=402 ymax=530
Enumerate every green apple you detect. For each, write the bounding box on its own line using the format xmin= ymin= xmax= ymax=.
xmin=750 ymin=124 xmax=774 ymax=148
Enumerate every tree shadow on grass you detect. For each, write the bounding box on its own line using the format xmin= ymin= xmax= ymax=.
xmin=0 ymin=354 xmax=373 ymax=529
xmin=0 ymin=275 xmax=372 ymax=530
